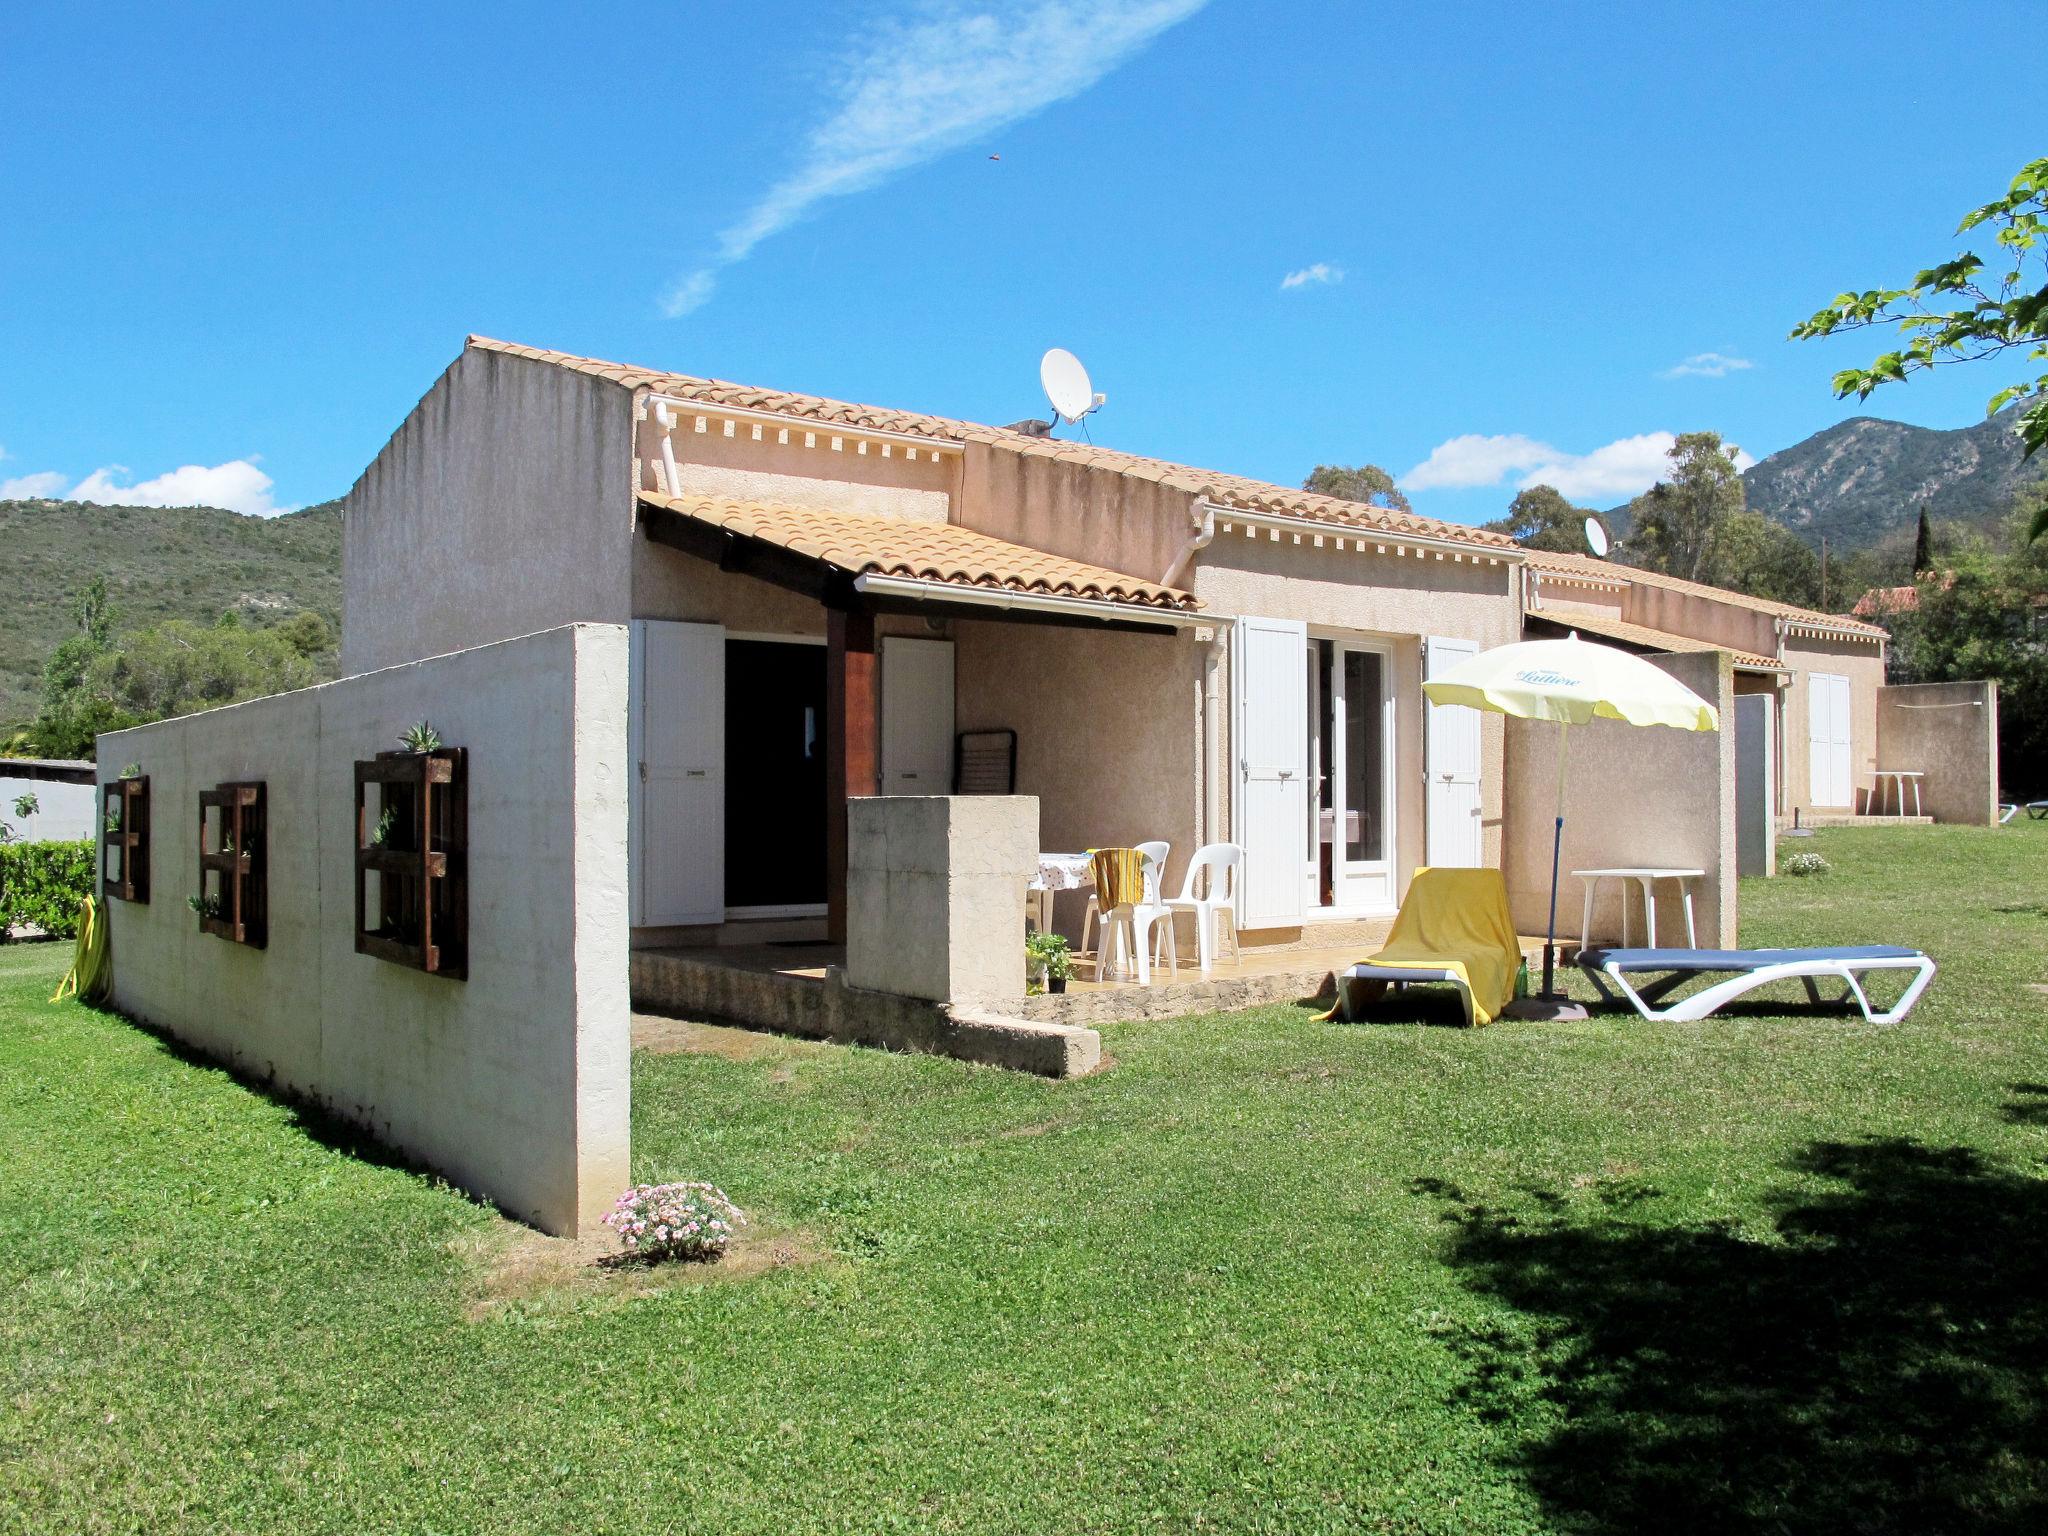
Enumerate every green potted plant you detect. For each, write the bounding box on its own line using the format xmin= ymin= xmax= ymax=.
xmin=1026 ymin=931 xmax=1074 ymax=995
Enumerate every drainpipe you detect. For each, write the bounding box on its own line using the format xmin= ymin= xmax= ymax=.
xmin=1202 ymin=632 xmax=1224 ymax=849
xmin=1160 ymin=501 xmax=1217 ymax=590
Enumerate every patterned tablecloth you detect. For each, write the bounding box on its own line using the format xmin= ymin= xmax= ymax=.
xmin=1032 ymin=852 xmax=1096 ymax=891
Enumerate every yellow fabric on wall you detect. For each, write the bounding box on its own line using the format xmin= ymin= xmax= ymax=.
xmin=1359 ymin=867 xmax=1521 ymax=1027
xmin=51 ymin=896 xmax=110 ymax=1006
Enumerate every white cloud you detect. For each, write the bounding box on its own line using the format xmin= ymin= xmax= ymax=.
xmin=1402 ymin=431 xmax=1756 ymax=501
xmin=663 ymin=0 xmax=1209 ymax=316
xmin=1659 ymin=351 xmax=1753 ymax=380
xmin=70 ymin=459 xmax=286 ymax=517
xmin=1280 ymin=262 xmax=1343 ymax=290
xmin=2 ymin=470 xmax=68 ymax=498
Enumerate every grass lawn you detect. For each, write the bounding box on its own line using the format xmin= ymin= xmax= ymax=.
xmin=4 ymin=823 xmax=2047 ymax=1534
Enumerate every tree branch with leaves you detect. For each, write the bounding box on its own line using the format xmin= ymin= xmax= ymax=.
xmin=1791 ymin=155 xmax=2048 ymax=541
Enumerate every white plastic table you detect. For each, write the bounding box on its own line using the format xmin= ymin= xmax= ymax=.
xmin=1575 ymin=867 xmax=1705 ymax=951
xmin=1872 ymin=769 xmax=1924 ymax=817
xmin=1028 ymin=852 xmax=1094 ymax=937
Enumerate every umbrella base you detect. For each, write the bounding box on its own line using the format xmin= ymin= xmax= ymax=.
xmin=1503 ymin=993 xmax=1589 ymax=1022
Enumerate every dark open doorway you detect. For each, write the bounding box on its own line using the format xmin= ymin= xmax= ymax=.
xmin=724 ymin=639 xmax=828 ymax=911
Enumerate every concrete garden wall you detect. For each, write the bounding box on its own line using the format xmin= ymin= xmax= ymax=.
xmin=1875 ymin=679 xmax=2000 ymax=824
xmin=1504 ymin=649 xmax=1737 ymax=950
xmin=97 ymin=624 xmax=631 ymax=1236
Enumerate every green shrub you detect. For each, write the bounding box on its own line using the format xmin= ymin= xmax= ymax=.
xmin=1782 ymin=850 xmax=1832 ymax=878
xmin=0 ymin=839 xmax=95 ymax=938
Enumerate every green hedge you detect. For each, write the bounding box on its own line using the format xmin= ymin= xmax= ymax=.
xmin=0 ymin=840 xmax=95 ymax=939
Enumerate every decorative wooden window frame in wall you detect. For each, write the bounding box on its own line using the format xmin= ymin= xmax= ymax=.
xmin=197 ymin=782 xmax=266 ymax=947
xmin=102 ymin=774 xmax=150 ymax=903
xmin=354 ymin=748 xmax=467 ymax=978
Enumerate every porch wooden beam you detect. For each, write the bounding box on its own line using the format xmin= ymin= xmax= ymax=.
xmin=825 ymin=606 xmax=879 ymax=945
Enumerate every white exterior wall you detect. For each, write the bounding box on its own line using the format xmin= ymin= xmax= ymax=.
xmin=97 ymin=624 xmax=631 ymax=1236
xmin=343 ymin=347 xmax=637 ymax=675
xmin=0 ymin=772 xmax=95 ymax=843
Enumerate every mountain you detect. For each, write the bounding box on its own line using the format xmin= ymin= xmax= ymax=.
xmin=0 ymin=497 xmax=342 ymax=732
xmin=1739 ymin=405 xmax=2046 ymax=549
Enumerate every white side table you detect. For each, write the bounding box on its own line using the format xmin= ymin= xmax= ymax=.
xmin=1575 ymin=867 xmax=1705 ymax=951
xmin=1872 ymin=769 xmax=1924 ymax=817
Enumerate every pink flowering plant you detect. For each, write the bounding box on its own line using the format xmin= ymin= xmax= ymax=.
xmin=601 ymin=1181 xmax=746 ymax=1262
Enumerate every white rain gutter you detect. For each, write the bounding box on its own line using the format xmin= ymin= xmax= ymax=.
xmin=850 ymin=573 xmax=1206 ymax=629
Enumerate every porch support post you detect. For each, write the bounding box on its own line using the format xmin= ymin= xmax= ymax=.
xmin=826 ymin=605 xmax=879 ymax=944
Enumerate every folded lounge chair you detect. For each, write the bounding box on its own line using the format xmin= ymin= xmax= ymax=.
xmin=1578 ymin=945 xmax=1936 ymax=1024
xmin=1328 ymin=867 xmax=1522 ymax=1028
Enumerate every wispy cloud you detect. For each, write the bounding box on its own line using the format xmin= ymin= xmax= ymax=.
xmin=663 ymin=0 xmax=1209 ymax=317
xmin=1279 ymin=262 xmax=1343 ymax=291
xmin=1402 ymin=431 xmax=1756 ymax=501
xmin=1659 ymin=351 xmax=1753 ymax=380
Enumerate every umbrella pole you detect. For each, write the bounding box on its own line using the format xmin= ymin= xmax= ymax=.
xmin=1543 ymin=723 xmax=1570 ymax=998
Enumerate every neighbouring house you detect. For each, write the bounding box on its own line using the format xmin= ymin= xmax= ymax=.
xmin=0 ymin=759 xmax=96 ymax=843
xmin=1522 ymin=549 xmax=2000 ymax=826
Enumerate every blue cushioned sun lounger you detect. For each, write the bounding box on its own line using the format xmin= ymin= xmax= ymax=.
xmin=1578 ymin=945 xmax=1935 ymax=1024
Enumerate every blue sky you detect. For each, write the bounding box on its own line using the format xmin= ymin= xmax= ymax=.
xmin=0 ymin=2 xmax=2037 ymax=524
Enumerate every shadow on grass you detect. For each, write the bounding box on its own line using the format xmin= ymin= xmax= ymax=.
xmin=1413 ymin=1121 xmax=2048 ymax=1533
xmin=72 ymin=995 xmax=461 ymax=1190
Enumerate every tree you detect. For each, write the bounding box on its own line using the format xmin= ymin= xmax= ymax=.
xmin=1913 ymin=504 xmax=1934 ymax=574
xmin=1791 ymin=154 xmax=2048 ymax=489
xmin=1621 ymin=432 xmax=1747 ymax=582
xmin=1706 ymin=510 xmax=1822 ymax=607
xmin=27 ymin=597 xmax=336 ymax=759
xmin=1302 ymin=463 xmax=1412 ymax=513
xmin=1482 ymin=484 xmax=1598 ymax=553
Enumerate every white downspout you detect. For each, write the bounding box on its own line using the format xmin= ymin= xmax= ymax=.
xmin=1160 ymin=501 xmax=1217 ymax=590
xmin=1203 ymin=630 xmax=1223 ymax=852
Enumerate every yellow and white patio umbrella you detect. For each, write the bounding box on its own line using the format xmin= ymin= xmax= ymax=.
xmin=1423 ymin=634 xmax=1719 ymax=1007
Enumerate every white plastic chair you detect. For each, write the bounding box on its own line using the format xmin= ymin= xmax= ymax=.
xmin=1163 ymin=842 xmax=1243 ymax=978
xmin=1081 ymin=839 xmax=1169 ymax=961
xmin=1090 ymin=841 xmax=1177 ymax=985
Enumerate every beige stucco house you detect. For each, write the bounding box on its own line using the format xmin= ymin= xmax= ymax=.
xmin=1519 ymin=549 xmax=1901 ymax=822
xmin=344 ymin=337 xmax=1535 ymax=954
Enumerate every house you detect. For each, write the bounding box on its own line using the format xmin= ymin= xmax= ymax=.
xmin=1520 ymin=549 xmax=1905 ymax=822
xmin=94 ymin=334 xmax=1764 ymax=1233
xmin=342 ymin=337 xmax=1537 ymax=952
xmin=0 ymin=758 xmax=97 ymax=843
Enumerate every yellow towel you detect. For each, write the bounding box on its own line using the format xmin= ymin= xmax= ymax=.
xmin=51 ymin=896 xmax=110 ymax=1006
xmin=1088 ymin=848 xmax=1147 ymax=910
xmin=1350 ymin=867 xmax=1521 ymax=1027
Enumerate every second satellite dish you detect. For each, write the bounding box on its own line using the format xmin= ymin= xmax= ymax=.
xmin=1040 ymin=348 xmax=1105 ymax=425
xmin=1584 ymin=515 xmax=1611 ymax=558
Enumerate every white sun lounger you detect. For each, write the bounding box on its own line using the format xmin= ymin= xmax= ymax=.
xmin=1578 ymin=945 xmax=1936 ymax=1024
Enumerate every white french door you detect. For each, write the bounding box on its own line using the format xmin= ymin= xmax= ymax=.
xmin=1317 ymin=639 xmax=1397 ymax=913
xmin=1424 ymin=636 xmax=1484 ymax=866
xmin=880 ymin=637 xmax=956 ymax=793
xmin=630 ymin=619 xmax=725 ymax=927
xmin=1807 ymin=671 xmax=1852 ymax=808
xmin=1234 ymin=617 xmax=1308 ymax=929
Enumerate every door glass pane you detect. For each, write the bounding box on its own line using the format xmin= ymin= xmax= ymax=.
xmin=1343 ymin=650 xmax=1384 ymax=862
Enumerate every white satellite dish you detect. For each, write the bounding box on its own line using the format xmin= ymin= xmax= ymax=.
xmin=1584 ymin=515 xmax=1611 ymax=558
xmin=1040 ymin=348 xmax=1104 ymax=424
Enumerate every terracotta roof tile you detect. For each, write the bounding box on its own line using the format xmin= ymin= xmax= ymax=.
xmin=1525 ymin=548 xmax=1888 ymax=638
xmin=472 ymin=336 xmax=1515 ymax=553
xmin=642 ymin=492 xmax=1199 ymax=612
xmin=1525 ymin=608 xmax=1786 ymax=671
